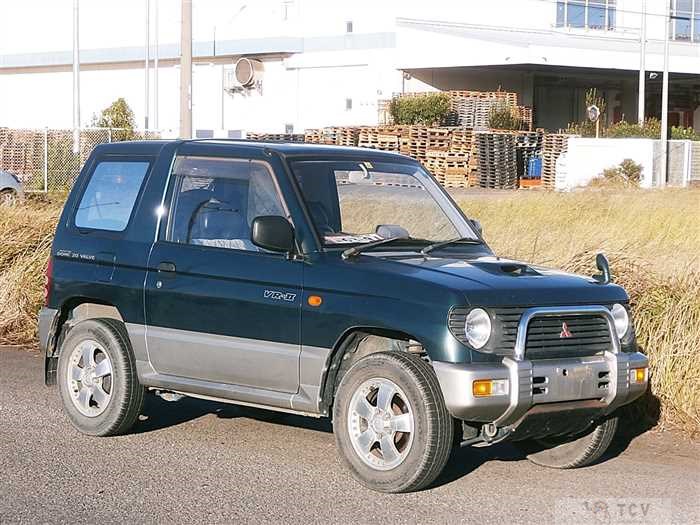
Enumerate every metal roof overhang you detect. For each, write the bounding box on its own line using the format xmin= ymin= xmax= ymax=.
xmin=0 ymin=37 xmax=304 ymax=74
xmin=395 ymin=18 xmax=700 ymax=75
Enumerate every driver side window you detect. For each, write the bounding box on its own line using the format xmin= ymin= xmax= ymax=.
xmin=165 ymin=156 xmax=286 ymax=252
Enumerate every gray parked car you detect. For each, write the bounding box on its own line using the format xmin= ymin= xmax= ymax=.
xmin=0 ymin=170 xmax=24 ymax=205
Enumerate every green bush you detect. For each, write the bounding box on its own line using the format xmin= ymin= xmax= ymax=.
xmin=606 ymin=118 xmax=660 ymax=139
xmin=671 ymin=126 xmax=700 ymax=141
xmin=488 ymin=102 xmax=521 ymax=130
xmin=389 ymin=93 xmax=451 ymax=126
xmin=591 ymin=158 xmax=643 ymax=188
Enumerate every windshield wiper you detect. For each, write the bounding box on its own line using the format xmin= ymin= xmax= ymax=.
xmin=420 ymin=236 xmax=483 ymax=257
xmin=342 ymin=236 xmax=423 ymax=259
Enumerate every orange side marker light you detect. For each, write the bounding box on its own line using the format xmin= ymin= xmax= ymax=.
xmin=308 ymin=295 xmax=323 ymax=307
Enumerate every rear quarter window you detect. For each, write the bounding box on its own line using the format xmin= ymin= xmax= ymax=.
xmin=75 ymin=160 xmax=150 ymax=232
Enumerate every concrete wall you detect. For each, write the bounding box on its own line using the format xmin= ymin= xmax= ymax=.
xmin=560 ymin=138 xmax=700 ymax=190
xmin=557 ymin=138 xmax=656 ymax=190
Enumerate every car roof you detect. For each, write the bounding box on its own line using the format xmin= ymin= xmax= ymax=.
xmin=91 ymin=139 xmax=418 ymax=163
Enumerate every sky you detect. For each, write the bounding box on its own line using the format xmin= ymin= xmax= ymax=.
xmin=0 ymin=0 xmax=286 ymax=55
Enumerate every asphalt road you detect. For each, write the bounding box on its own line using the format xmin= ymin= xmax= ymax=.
xmin=1 ymin=346 xmax=698 ymax=524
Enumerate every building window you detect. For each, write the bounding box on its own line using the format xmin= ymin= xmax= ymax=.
xmin=346 ymin=21 xmax=353 ymax=33
xmin=671 ymin=0 xmax=700 ymax=42
xmin=556 ymin=0 xmax=616 ymax=30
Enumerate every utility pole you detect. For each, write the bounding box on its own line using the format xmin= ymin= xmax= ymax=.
xmin=180 ymin=0 xmax=193 ymax=138
xmin=72 ymin=0 xmax=80 ymax=154
xmin=154 ymin=0 xmax=159 ymax=130
xmin=660 ymin=8 xmax=670 ymax=188
xmin=637 ymin=0 xmax=646 ymax=124
xmin=145 ymin=0 xmax=150 ymax=130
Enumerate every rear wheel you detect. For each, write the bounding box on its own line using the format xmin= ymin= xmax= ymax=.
xmin=514 ymin=416 xmax=618 ymax=469
xmin=0 ymin=189 xmax=17 ymax=206
xmin=57 ymin=319 xmax=144 ymax=436
xmin=333 ymin=352 xmax=453 ymax=493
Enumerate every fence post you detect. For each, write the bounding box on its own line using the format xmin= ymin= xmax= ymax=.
xmin=43 ymin=128 xmax=49 ymax=193
xmin=108 ymin=128 xmax=112 ymax=143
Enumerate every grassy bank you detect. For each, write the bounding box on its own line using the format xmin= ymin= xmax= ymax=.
xmin=0 ymin=189 xmax=698 ymax=433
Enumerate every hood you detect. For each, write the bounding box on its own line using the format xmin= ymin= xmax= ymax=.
xmin=366 ymin=253 xmax=629 ymax=307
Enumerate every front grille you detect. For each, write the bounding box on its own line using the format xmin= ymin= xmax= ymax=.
xmin=524 ymin=315 xmax=612 ymax=359
xmin=449 ymin=306 xmax=614 ymax=359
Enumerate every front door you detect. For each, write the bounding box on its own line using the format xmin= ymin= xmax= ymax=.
xmin=144 ymin=154 xmax=302 ymax=393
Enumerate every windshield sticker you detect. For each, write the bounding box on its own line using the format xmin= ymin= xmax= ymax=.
xmin=325 ymin=233 xmax=383 ymax=244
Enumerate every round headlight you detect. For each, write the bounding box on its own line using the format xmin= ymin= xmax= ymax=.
xmin=611 ymin=303 xmax=630 ymax=339
xmin=465 ymin=308 xmax=492 ymax=349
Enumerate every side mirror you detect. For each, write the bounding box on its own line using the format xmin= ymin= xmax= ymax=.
xmin=470 ymin=219 xmax=483 ymax=237
xmin=251 ymin=216 xmax=295 ymax=253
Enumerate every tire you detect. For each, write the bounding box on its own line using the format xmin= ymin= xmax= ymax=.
xmin=57 ymin=318 xmax=145 ymax=436
xmin=333 ymin=352 xmax=453 ymax=493
xmin=1 ymin=189 xmax=17 ymax=206
xmin=515 ymin=416 xmax=618 ymax=469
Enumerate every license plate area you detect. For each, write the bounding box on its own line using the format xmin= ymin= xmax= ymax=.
xmin=531 ymin=357 xmax=610 ymax=403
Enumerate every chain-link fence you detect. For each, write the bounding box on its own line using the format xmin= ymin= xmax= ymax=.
xmin=0 ymin=127 xmax=162 ymax=192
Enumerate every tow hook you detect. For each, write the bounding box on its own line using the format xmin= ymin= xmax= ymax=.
xmin=460 ymin=422 xmax=512 ymax=447
xmin=483 ymin=422 xmax=499 ymax=439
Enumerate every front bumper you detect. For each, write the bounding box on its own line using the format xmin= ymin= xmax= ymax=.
xmin=434 ymin=351 xmax=648 ymax=427
xmin=433 ymin=305 xmax=649 ymax=430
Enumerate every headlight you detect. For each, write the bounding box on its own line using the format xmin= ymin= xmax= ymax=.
xmin=611 ymin=303 xmax=630 ymax=339
xmin=465 ymin=308 xmax=492 ymax=349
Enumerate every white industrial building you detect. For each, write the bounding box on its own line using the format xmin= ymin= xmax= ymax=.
xmin=1 ymin=0 xmax=699 ymax=136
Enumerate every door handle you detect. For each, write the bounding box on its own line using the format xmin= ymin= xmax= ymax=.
xmin=157 ymin=262 xmax=176 ymax=273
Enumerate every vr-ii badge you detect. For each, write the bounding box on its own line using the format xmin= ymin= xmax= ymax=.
xmin=264 ymin=290 xmax=297 ymax=302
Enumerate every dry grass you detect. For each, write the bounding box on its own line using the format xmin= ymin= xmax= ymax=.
xmin=0 ymin=189 xmax=698 ymax=434
xmin=0 ymin=197 xmax=62 ymax=345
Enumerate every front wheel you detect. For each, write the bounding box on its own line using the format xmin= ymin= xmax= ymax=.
xmin=514 ymin=416 xmax=618 ymax=469
xmin=333 ymin=352 xmax=453 ymax=493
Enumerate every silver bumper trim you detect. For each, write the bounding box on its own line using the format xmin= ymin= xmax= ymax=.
xmin=434 ymin=305 xmax=648 ymax=426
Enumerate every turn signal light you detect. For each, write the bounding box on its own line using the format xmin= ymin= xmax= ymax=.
xmin=307 ymin=295 xmax=323 ymax=307
xmin=472 ymin=379 xmax=508 ymax=397
xmin=631 ymin=367 xmax=647 ymax=383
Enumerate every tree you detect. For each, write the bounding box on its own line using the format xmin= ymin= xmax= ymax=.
xmin=91 ymin=98 xmax=136 ymax=140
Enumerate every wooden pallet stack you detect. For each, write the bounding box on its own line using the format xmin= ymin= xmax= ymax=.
xmin=426 ymin=127 xmax=451 ymax=153
xmin=448 ymin=129 xmax=477 ymax=187
xmin=424 ymin=153 xmax=447 ymax=184
xmin=475 ymin=132 xmax=517 ymax=189
xmin=448 ymin=91 xmax=518 ymax=129
xmin=303 ymin=129 xmax=325 ymax=144
xmin=443 ymin=154 xmax=472 ymax=188
xmin=0 ymin=128 xmax=43 ymax=179
xmin=357 ymin=127 xmax=400 ymax=152
xmin=333 ymin=127 xmax=359 ymax=146
xmin=399 ymin=126 xmax=428 ymax=162
xmin=515 ymin=106 xmax=534 ymax=131
xmin=247 ymin=132 xmax=304 ymax=142
xmin=541 ymin=134 xmax=571 ymax=189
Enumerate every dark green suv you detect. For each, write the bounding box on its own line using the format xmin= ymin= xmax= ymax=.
xmin=39 ymin=139 xmax=648 ymax=493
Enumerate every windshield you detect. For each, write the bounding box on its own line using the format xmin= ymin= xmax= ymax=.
xmin=290 ymin=160 xmax=477 ymax=247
